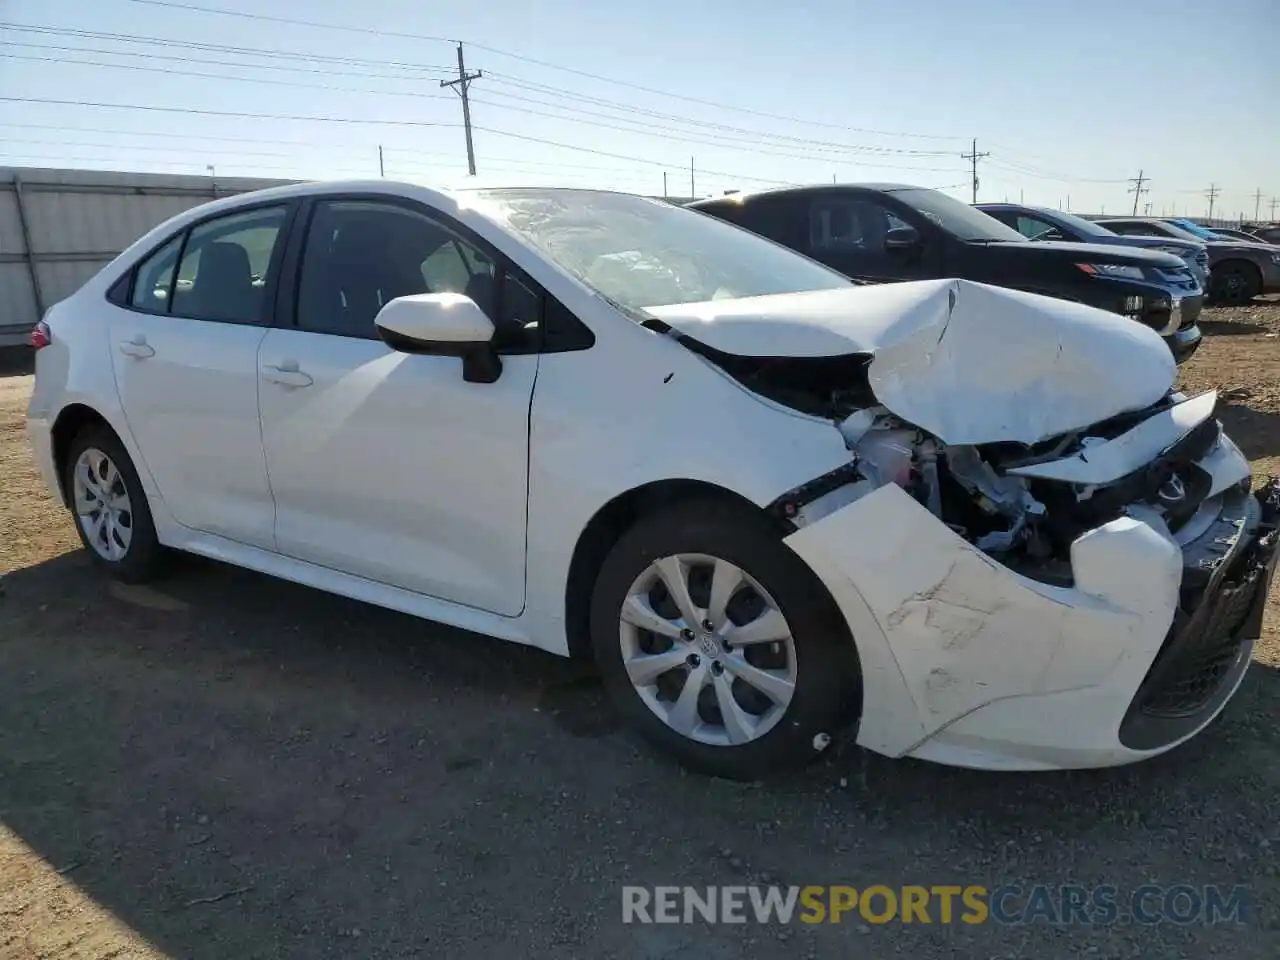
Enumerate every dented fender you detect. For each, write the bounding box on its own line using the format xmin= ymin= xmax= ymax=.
xmin=784 ymin=483 xmax=1183 ymax=759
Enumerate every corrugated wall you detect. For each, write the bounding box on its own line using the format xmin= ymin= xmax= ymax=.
xmin=0 ymin=167 xmax=292 ymax=345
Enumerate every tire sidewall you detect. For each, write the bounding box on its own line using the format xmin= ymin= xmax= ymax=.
xmin=64 ymin=427 xmax=161 ymax=582
xmin=590 ymin=500 xmax=859 ymax=779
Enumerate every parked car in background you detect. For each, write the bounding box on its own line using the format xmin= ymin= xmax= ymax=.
xmin=691 ymin=185 xmax=1203 ymax=362
xmin=1247 ymin=225 xmax=1280 ymax=245
xmin=27 ymin=180 xmax=1277 ymax=778
xmin=1099 ymin=217 xmax=1280 ymax=303
xmin=977 ymin=202 xmax=1210 ymax=288
xmin=1210 ymin=226 xmax=1275 ymax=245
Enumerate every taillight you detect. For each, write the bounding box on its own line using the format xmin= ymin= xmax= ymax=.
xmin=31 ymin=320 xmax=51 ymax=350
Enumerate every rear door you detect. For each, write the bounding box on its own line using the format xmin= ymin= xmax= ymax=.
xmin=107 ymin=202 xmax=294 ymax=549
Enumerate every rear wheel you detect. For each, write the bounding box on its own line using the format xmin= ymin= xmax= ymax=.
xmin=590 ymin=499 xmax=859 ymax=779
xmin=64 ymin=426 xmax=164 ymax=583
xmin=1210 ymin=261 xmax=1262 ymax=304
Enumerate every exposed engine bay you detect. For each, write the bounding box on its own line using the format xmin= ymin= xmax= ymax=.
xmin=768 ymin=389 xmax=1236 ymax=587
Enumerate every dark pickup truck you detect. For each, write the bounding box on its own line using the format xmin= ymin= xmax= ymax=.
xmin=690 ymin=184 xmax=1203 ymax=363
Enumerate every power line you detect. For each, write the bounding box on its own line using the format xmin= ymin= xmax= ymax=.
xmin=0 ymin=38 xmax=455 ymax=82
xmin=0 ymin=95 xmax=463 ymax=129
xmin=116 ymin=0 xmax=966 ymax=142
xmin=1 ymin=51 xmax=456 ymax=100
xmin=481 ymin=73 xmax=957 ymax=156
xmin=1128 ymin=169 xmax=1148 ymax=215
xmin=961 ymin=139 xmax=990 ymax=203
xmin=0 ymin=22 xmax=455 ymax=75
xmin=4 ymin=49 xmax=967 ymax=174
xmin=0 ymin=96 xmax=795 ymax=187
xmin=441 ymin=43 xmax=482 ymax=175
xmin=2 ymin=20 xmax=961 ymax=157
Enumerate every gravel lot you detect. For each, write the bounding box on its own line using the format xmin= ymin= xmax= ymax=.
xmin=2 ymin=304 xmax=1279 ymax=959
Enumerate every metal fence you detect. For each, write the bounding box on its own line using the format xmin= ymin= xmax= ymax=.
xmin=0 ymin=167 xmax=291 ymax=346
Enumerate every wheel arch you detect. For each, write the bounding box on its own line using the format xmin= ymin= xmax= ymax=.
xmin=50 ymin=403 xmax=120 ymax=506
xmin=562 ymin=478 xmax=795 ymax=662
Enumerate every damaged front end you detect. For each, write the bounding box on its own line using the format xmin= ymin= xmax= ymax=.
xmin=769 ymin=388 xmax=1277 ymax=766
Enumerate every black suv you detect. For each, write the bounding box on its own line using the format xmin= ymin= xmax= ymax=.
xmin=690 ymin=184 xmax=1203 ymax=363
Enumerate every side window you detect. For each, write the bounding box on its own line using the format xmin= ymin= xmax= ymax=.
xmin=809 ymin=198 xmax=910 ymax=257
xmin=296 ymin=200 xmax=498 ymax=339
xmin=169 ymin=206 xmax=288 ymax=324
xmin=129 ymin=234 xmax=183 ymax=312
xmin=1015 ymin=216 xmax=1062 ymax=241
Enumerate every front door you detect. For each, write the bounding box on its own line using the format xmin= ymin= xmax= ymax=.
xmin=107 ymin=203 xmax=291 ymax=549
xmin=805 ymin=193 xmax=936 ymax=283
xmin=257 ymin=198 xmax=537 ymax=616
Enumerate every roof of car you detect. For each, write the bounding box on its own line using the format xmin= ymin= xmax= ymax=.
xmin=688 ymin=183 xmax=924 ymax=207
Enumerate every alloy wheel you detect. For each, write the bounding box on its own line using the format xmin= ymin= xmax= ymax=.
xmin=618 ymin=553 xmax=797 ymax=746
xmin=72 ymin=447 xmax=133 ymax=561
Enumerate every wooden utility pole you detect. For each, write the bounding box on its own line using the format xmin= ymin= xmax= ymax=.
xmin=441 ymin=43 xmax=482 ymax=175
xmin=960 ymin=138 xmax=989 ymax=203
xmin=690 ymin=157 xmax=695 ymax=198
xmin=1205 ymin=183 xmax=1220 ymax=221
xmin=1128 ymin=170 xmax=1148 ymax=215
xmin=378 ymin=145 xmax=385 ymax=177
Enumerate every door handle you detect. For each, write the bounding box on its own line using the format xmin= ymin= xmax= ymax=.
xmin=118 ymin=337 xmax=155 ymax=359
xmin=261 ymin=364 xmax=314 ymax=388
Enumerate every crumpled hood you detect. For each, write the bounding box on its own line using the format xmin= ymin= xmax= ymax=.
xmin=646 ymin=278 xmax=1176 ymax=445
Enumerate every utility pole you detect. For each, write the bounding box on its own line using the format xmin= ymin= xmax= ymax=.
xmin=1128 ymin=169 xmax=1148 ymax=215
xmin=1204 ymin=183 xmax=1219 ymax=221
xmin=441 ymin=43 xmax=482 ymax=175
xmin=690 ymin=156 xmax=694 ymax=199
xmin=663 ymin=172 xmax=667 ymax=197
xmin=378 ymin=145 xmax=384 ymax=178
xmin=1144 ymin=201 xmax=1152 ymax=215
xmin=1270 ymin=197 xmax=1279 ymax=220
xmin=1252 ymin=188 xmax=1263 ymax=222
xmin=960 ymin=138 xmax=989 ymax=203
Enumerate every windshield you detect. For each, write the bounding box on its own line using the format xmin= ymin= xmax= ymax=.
xmin=471 ymin=189 xmax=851 ymax=311
xmin=890 ymin=188 xmax=1027 ymax=242
xmin=1167 ymin=218 xmax=1219 ymax=240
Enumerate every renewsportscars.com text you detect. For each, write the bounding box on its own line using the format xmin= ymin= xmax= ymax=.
xmin=622 ymin=884 xmax=1250 ymax=926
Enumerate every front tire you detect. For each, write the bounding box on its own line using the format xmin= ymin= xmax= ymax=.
xmin=64 ymin=425 xmax=164 ymax=583
xmin=590 ymin=499 xmax=859 ymax=779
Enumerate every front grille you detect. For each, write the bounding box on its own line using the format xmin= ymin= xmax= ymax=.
xmin=1139 ymin=559 xmax=1265 ymax=716
xmin=1133 ymin=480 xmax=1279 ymax=719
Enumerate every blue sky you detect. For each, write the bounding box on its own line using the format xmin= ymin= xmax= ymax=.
xmin=2 ymin=0 xmax=1277 ymax=217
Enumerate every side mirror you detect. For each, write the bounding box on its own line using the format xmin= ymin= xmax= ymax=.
xmin=884 ymin=225 xmax=921 ymax=250
xmin=375 ymin=293 xmax=502 ymax=383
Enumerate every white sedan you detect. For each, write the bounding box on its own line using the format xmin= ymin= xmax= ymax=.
xmin=26 ymin=181 xmax=1279 ymax=779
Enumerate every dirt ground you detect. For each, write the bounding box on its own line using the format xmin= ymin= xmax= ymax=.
xmin=2 ymin=305 xmax=1279 ymax=959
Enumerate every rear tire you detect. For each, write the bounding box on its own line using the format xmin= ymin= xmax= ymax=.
xmin=1210 ymin=261 xmax=1262 ymax=304
xmin=63 ymin=425 xmax=164 ymax=584
xmin=590 ymin=499 xmax=860 ymax=780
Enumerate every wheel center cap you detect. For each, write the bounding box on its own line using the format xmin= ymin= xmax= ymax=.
xmin=697 ymin=633 xmax=719 ymax=658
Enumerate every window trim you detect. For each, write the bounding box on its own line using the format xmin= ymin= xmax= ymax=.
xmin=105 ymin=198 xmax=299 ymax=326
xmin=281 ymin=193 xmax=594 ymax=354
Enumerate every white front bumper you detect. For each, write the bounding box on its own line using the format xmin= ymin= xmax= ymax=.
xmin=783 ymin=432 xmax=1260 ymax=772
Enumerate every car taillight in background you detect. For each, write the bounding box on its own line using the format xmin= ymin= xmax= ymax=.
xmin=30 ymin=320 xmax=51 ymax=349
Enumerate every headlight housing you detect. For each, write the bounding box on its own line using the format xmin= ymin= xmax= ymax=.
xmin=1270 ymin=252 xmax=1280 ymax=265
xmin=1076 ymin=263 xmax=1146 ymax=281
